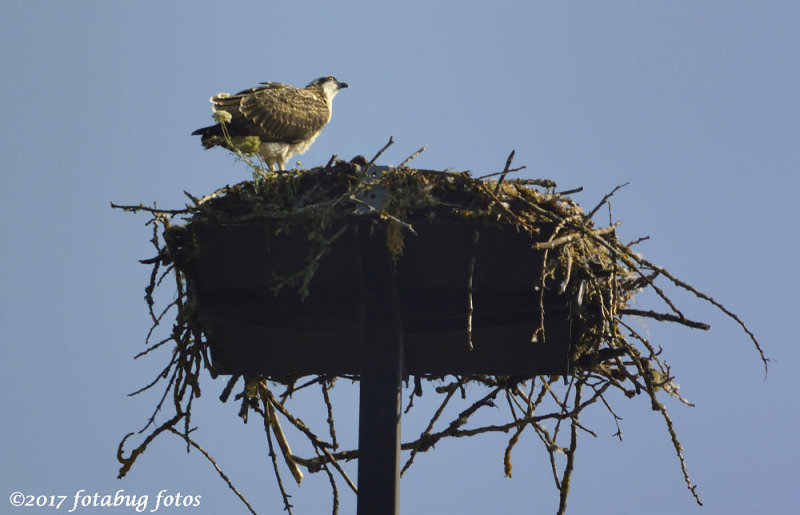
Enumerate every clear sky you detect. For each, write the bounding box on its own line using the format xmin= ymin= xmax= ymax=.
xmin=1 ymin=1 xmax=798 ymax=514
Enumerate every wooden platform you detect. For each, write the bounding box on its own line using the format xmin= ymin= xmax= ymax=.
xmin=191 ymin=220 xmax=573 ymax=377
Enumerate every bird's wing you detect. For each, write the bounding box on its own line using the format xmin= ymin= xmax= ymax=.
xmin=224 ymin=83 xmax=332 ymax=143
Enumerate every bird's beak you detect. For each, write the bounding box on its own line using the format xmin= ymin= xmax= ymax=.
xmin=338 ymin=81 xmax=349 ymax=89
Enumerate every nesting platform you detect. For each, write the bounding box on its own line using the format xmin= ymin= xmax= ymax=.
xmin=115 ymin=158 xmax=756 ymax=514
xmin=193 ymin=220 xmax=573 ymax=378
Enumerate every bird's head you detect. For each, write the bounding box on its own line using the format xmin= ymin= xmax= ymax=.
xmin=308 ymin=76 xmax=348 ymax=101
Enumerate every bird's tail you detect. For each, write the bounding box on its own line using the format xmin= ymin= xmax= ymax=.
xmin=191 ymin=92 xmax=240 ymax=149
xmin=191 ymin=124 xmax=225 ymax=149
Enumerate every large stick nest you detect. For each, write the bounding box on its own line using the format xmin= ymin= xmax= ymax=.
xmin=112 ymin=153 xmax=766 ymax=514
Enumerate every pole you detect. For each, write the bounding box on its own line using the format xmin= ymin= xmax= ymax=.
xmin=356 ymin=225 xmax=403 ymax=515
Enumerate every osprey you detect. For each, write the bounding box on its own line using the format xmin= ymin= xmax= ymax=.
xmin=192 ymin=76 xmax=348 ymax=171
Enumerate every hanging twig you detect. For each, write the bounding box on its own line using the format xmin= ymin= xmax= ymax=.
xmin=167 ymin=428 xmax=257 ymax=515
xmin=321 ymin=379 xmax=339 ymax=450
xmin=262 ymin=407 xmax=295 ymax=514
xmin=265 ymin=396 xmax=304 ymax=485
xmin=466 ymin=227 xmax=480 ymax=351
xmin=317 ymin=447 xmax=339 ymax=515
xmin=557 ymin=381 xmax=582 ymax=515
xmin=401 ymin=378 xmax=464 ymax=475
xmin=318 ymin=446 xmax=358 ymax=495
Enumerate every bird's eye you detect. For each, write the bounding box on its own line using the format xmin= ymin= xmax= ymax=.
xmin=327 ymin=76 xmax=334 ymax=81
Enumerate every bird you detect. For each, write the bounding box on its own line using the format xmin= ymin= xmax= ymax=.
xmin=192 ymin=76 xmax=348 ymax=171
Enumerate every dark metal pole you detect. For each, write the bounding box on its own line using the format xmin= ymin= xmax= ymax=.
xmin=356 ymin=225 xmax=403 ymax=515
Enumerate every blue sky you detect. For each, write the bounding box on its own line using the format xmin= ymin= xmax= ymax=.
xmin=1 ymin=1 xmax=798 ymax=513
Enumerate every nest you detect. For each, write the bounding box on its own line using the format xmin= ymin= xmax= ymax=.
xmin=112 ymin=152 xmax=766 ymax=514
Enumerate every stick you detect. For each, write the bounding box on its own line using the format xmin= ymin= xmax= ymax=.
xmin=363 ymin=136 xmax=394 ymax=177
xmin=267 ymin=400 xmax=305 ymax=484
xmin=398 ymin=145 xmax=427 ymax=168
xmin=620 ymin=308 xmax=710 ymax=330
xmin=110 ymin=202 xmax=191 ymax=216
xmin=477 ymin=165 xmax=527 ymax=180
xmin=533 ymin=224 xmax=619 ymax=250
xmin=584 ymin=182 xmax=629 ymax=221
xmin=466 ymin=227 xmax=480 ymax=351
xmin=167 ymin=428 xmax=257 ymax=515
xmin=494 ymin=150 xmax=516 ymax=194
xmin=557 ymin=186 xmax=584 ymax=195
xmin=320 ymin=446 xmax=358 ymax=494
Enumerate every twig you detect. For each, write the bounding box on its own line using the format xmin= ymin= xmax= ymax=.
xmin=621 ymin=247 xmax=769 ymax=373
xmin=620 ymin=308 xmax=710 ymax=330
xmin=627 ymin=235 xmax=650 ymax=247
xmin=466 ymin=227 xmax=480 ymax=351
xmin=317 ymin=447 xmax=339 ymax=515
xmin=117 ymin=413 xmax=184 ymax=478
xmin=167 ymin=428 xmax=257 ymax=515
xmin=134 ymin=332 xmax=173 ymax=359
xmin=265 ymin=396 xmax=304 ymax=484
xmin=398 ymin=145 xmax=427 ymax=168
xmin=262 ymin=407 xmax=294 ymax=514
xmin=349 ymin=196 xmax=417 ymax=235
xmin=183 ymin=190 xmax=200 ymax=206
xmin=503 ymin=421 xmax=526 ymax=477
xmin=583 ymin=182 xmax=629 ymax=221
xmin=413 ymin=386 xmax=504 ymax=453
xmin=110 ymin=201 xmax=192 ymax=216
xmin=321 ymin=379 xmax=338 ymax=450
xmin=477 ymin=182 xmax=530 ymax=226
xmin=558 ymin=246 xmax=573 ymax=295
xmin=127 ymin=357 xmax=176 ymax=398
xmin=534 ymin=224 xmax=619 ymax=251
xmin=494 ymin=150 xmax=516 ymax=194
xmin=557 ymin=381 xmax=582 ymax=515
xmin=476 ymin=165 xmax=527 ymax=180
xmin=363 ymin=136 xmax=394 ymax=177
xmin=557 ymin=186 xmax=584 ymax=195
xmin=655 ymin=397 xmax=703 ymax=505
xmin=401 ymin=378 xmax=463 ymax=475
xmin=319 ymin=446 xmax=358 ymax=495
xmin=260 ymin=384 xmax=335 ymax=450
xmin=219 ymin=375 xmax=240 ymax=403
xmin=532 ymin=218 xmax=569 ymax=343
